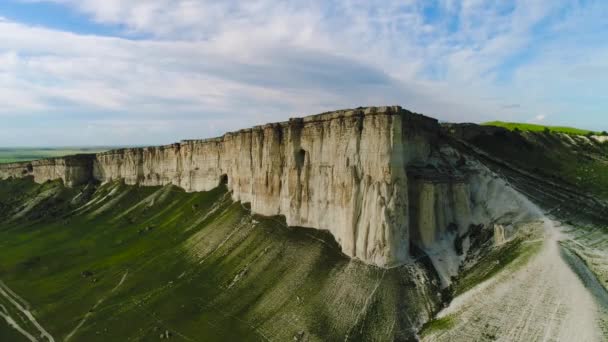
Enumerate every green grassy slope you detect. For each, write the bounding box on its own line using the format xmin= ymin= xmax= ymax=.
xmin=483 ymin=121 xmax=599 ymax=135
xmin=0 ymin=148 xmax=112 ymax=164
xmin=0 ymin=178 xmax=440 ymax=341
xmin=460 ymin=128 xmax=608 ymax=201
xmin=0 ymin=321 xmax=29 ymax=342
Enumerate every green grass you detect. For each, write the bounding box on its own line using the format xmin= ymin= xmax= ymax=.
xmin=0 ymin=321 xmax=29 ymax=342
xmin=483 ymin=121 xmax=599 ymax=136
xmin=0 ymin=147 xmax=114 ymax=164
xmin=419 ymin=316 xmax=455 ymax=337
xmin=0 ymin=178 xmax=440 ymax=341
xmin=454 ymin=239 xmax=542 ymax=296
xmin=465 ymin=126 xmax=608 ymax=201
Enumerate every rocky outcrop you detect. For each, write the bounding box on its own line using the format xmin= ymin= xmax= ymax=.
xmin=592 ymin=136 xmax=608 ymax=143
xmin=1 ymin=107 xmax=438 ymax=267
xmin=0 ymin=155 xmax=94 ymax=187
xmin=494 ymin=224 xmax=507 ymax=245
xmin=0 ymin=106 xmax=536 ymax=269
xmin=405 ymin=155 xmax=540 ymax=286
xmin=408 ymin=176 xmax=472 ymax=249
xmin=91 ymin=106 xmax=439 ymax=267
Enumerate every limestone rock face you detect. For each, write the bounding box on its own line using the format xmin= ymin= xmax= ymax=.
xmin=408 ymin=151 xmax=539 ymax=251
xmin=91 ymin=106 xmax=438 ymax=267
xmin=0 ymin=106 xmax=439 ymax=267
xmin=408 ymin=180 xmax=473 ymax=249
xmin=494 ymin=224 xmax=507 ymax=245
xmin=0 ymin=106 xmax=534 ymax=269
xmin=0 ymin=155 xmax=93 ymax=187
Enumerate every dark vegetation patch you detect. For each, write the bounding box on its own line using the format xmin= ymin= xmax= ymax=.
xmin=419 ymin=316 xmax=455 ymax=337
xmin=0 ymin=321 xmax=29 ymax=342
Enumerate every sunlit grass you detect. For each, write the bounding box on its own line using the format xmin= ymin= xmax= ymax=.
xmin=483 ymin=121 xmax=599 ymax=135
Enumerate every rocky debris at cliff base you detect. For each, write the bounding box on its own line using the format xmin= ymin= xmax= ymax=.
xmin=409 ymin=152 xmax=542 ymax=288
xmin=493 ymin=224 xmax=507 ymax=245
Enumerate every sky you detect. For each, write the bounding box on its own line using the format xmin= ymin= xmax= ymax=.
xmin=0 ymin=0 xmax=607 ymax=146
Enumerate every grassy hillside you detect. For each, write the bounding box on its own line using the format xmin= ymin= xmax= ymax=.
xmin=0 ymin=148 xmax=113 ymax=164
xmin=0 ymin=178 xmax=440 ymax=341
xmin=453 ymin=125 xmax=608 ymax=201
xmin=483 ymin=121 xmax=600 ymax=136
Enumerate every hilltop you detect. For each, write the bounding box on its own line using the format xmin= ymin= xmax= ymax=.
xmin=483 ymin=121 xmax=605 ymax=136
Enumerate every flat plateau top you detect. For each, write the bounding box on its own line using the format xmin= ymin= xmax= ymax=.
xmin=297 ymin=105 xmax=405 ymax=123
xmin=181 ymin=106 xmax=409 ymax=145
xmin=2 ymin=106 xmax=421 ymax=161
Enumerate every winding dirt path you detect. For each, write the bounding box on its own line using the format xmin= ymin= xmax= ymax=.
xmin=0 ymin=303 xmax=37 ymax=342
xmin=65 ymin=270 xmax=129 ymax=342
xmin=424 ymin=219 xmax=603 ymax=342
xmin=0 ymin=280 xmax=55 ymax=342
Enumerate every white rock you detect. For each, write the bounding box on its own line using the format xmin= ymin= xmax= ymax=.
xmin=0 ymin=106 xmax=539 ymax=269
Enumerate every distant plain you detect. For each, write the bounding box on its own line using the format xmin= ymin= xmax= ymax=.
xmin=0 ymin=148 xmax=114 ymax=164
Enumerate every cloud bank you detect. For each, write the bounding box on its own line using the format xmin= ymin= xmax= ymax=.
xmin=1 ymin=0 xmax=607 ymax=145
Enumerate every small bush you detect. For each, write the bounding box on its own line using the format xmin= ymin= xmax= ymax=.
xmin=420 ymin=316 xmax=455 ymax=336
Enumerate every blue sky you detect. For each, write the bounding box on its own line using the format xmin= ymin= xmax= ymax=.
xmin=0 ymin=0 xmax=607 ymax=146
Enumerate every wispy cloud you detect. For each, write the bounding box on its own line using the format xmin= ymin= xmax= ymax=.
xmin=1 ymin=0 xmax=607 ymax=145
xmin=502 ymin=104 xmax=521 ymax=109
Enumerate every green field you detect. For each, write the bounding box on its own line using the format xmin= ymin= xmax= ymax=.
xmin=0 ymin=148 xmax=114 ymax=164
xmin=483 ymin=121 xmax=602 ymax=136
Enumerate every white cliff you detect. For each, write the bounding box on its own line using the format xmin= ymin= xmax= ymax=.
xmin=406 ymin=145 xmax=540 ymax=286
xmin=0 ymin=106 xmax=537 ymax=269
xmin=0 ymin=156 xmax=92 ymax=187
xmin=91 ymin=106 xmax=436 ymax=267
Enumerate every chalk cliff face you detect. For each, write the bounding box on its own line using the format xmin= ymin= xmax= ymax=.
xmin=91 ymin=107 xmax=438 ymax=267
xmin=0 ymin=106 xmax=536 ymax=269
xmin=407 ymin=139 xmax=539 ymax=246
xmin=0 ymin=156 xmax=93 ymax=187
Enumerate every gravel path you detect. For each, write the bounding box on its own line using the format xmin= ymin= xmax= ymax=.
xmin=424 ymin=219 xmax=603 ymax=342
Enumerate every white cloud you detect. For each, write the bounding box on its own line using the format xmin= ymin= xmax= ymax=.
xmin=2 ymin=0 xmax=607 ymax=145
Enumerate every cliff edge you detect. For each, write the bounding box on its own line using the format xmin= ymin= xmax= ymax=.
xmin=0 ymin=106 xmax=533 ymax=270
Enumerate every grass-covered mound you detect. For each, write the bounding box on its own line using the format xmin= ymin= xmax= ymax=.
xmin=0 ymin=178 xmax=440 ymax=341
xmin=483 ymin=121 xmax=600 ymax=136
